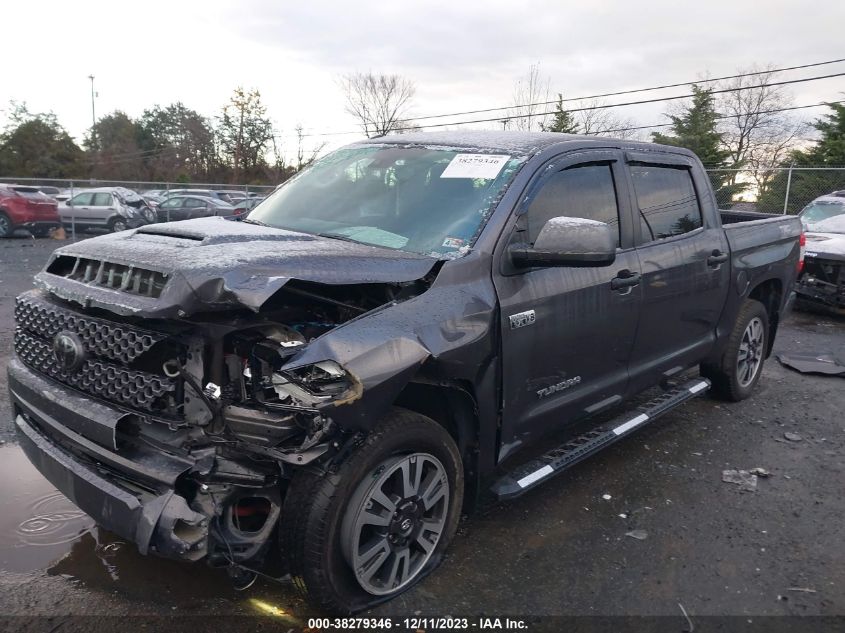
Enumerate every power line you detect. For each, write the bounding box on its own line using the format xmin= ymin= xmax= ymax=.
xmin=400 ymin=56 xmax=845 ymax=124
xmin=585 ymin=99 xmax=845 ymax=136
xmin=287 ymin=57 xmax=845 ymax=137
xmin=300 ymin=71 xmax=845 ymax=136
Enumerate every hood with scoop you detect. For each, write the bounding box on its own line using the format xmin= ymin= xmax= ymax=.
xmin=36 ymin=217 xmax=438 ymax=318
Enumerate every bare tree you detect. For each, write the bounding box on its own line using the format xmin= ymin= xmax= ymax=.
xmin=340 ymin=72 xmax=416 ymax=137
xmin=716 ymin=64 xmax=806 ymax=187
xmin=576 ymin=98 xmax=638 ymax=139
xmin=745 ymin=119 xmax=807 ymax=196
xmin=509 ymin=63 xmax=551 ymax=132
xmin=294 ymin=124 xmax=327 ymax=171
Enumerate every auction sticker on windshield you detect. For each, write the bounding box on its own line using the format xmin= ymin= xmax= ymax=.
xmin=440 ymin=154 xmax=510 ymax=179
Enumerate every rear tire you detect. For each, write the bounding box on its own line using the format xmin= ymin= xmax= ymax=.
xmin=109 ymin=217 xmax=128 ymax=233
xmin=702 ymin=298 xmax=769 ymax=401
xmin=0 ymin=212 xmax=12 ymax=238
xmin=281 ymin=408 xmax=463 ymax=614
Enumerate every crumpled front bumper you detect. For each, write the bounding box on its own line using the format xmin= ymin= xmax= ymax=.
xmin=8 ymin=358 xmax=210 ymax=560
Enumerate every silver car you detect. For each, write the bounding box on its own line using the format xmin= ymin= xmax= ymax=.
xmin=59 ymin=187 xmax=149 ymax=233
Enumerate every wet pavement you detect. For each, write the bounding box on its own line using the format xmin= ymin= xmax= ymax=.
xmin=0 ymin=236 xmax=843 ymax=624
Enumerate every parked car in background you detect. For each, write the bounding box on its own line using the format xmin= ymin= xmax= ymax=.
xmin=798 ymin=194 xmax=845 ymax=229
xmin=231 ymin=196 xmax=264 ymax=217
xmin=155 ymin=195 xmax=235 ymax=221
xmin=141 ymin=189 xmax=169 ymax=200
xmin=0 ymin=184 xmax=61 ymax=237
xmin=37 ymin=185 xmax=62 ymax=198
xmin=59 ymin=187 xmax=152 ymax=233
xmin=216 ymin=189 xmax=249 ymax=203
xmin=161 ymin=189 xmax=234 ymax=204
xmin=796 ymin=195 xmax=845 ymax=311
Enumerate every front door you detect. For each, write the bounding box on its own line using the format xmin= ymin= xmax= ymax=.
xmin=494 ymin=150 xmax=642 ymax=461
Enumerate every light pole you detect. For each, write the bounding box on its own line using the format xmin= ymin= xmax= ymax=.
xmin=88 ymin=74 xmax=96 ymax=145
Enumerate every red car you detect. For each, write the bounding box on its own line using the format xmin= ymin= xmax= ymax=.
xmin=0 ymin=185 xmax=61 ymax=237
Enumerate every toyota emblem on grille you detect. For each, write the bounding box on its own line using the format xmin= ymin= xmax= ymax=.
xmin=53 ymin=331 xmax=85 ymax=372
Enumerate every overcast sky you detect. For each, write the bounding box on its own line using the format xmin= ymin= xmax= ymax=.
xmin=2 ymin=0 xmax=844 ymax=155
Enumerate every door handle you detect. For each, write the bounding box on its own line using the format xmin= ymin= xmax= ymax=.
xmin=611 ymin=269 xmax=641 ymax=291
xmin=707 ymin=250 xmax=729 ymax=266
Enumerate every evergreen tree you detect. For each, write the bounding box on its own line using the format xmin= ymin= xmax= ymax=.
xmin=542 ymin=94 xmax=579 ymax=134
xmin=757 ymin=103 xmax=845 ymax=213
xmin=0 ymin=102 xmax=85 ymax=178
xmin=652 ymin=85 xmax=742 ymax=205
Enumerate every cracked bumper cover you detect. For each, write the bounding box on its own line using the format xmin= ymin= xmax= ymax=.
xmin=8 ymin=358 xmax=210 ymax=560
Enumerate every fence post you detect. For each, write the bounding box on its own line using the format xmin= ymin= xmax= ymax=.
xmin=782 ymin=162 xmax=794 ymax=215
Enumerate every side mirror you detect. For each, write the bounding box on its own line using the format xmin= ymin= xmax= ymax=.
xmin=509 ymin=216 xmax=616 ymax=268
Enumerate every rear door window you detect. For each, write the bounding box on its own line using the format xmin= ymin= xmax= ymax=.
xmin=91 ymin=193 xmax=113 ymax=206
xmin=630 ymin=165 xmax=702 ymax=241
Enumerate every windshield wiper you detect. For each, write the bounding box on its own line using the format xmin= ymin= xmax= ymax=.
xmin=316 ymin=231 xmax=363 ymax=245
xmin=242 ymin=218 xmax=269 ymax=226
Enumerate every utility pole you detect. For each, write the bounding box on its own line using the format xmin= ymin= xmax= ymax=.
xmin=88 ymin=74 xmax=96 ymax=146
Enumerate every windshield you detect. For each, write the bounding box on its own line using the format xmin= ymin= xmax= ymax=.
xmin=800 ymin=200 xmax=845 ymax=227
xmin=248 ymin=145 xmax=524 ymax=257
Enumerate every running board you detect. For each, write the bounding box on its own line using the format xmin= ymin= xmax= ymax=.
xmin=491 ymin=377 xmax=710 ymax=500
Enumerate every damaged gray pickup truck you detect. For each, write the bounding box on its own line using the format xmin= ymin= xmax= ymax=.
xmin=8 ymin=131 xmax=803 ymax=613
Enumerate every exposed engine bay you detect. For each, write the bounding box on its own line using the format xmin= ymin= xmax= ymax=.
xmin=12 ymin=262 xmax=436 ymax=574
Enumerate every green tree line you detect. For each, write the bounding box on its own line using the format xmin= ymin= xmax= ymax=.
xmin=0 ymin=88 xmax=314 ymax=185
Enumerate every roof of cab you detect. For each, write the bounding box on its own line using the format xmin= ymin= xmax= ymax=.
xmin=355 ymin=130 xmax=690 ymax=158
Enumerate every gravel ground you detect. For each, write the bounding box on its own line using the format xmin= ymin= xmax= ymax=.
xmin=0 ymin=236 xmax=843 ymax=628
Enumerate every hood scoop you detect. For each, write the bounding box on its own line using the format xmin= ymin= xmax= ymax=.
xmin=133 ymin=217 xmax=318 ymax=246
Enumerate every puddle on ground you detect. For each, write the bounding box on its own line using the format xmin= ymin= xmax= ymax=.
xmin=0 ymin=443 xmax=95 ymax=573
xmin=0 ymin=442 xmax=311 ymax=614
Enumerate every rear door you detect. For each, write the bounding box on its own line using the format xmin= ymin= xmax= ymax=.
xmin=623 ymin=152 xmax=731 ymax=393
xmin=495 ymin=150 xmax=642 ymax=460
xmin=89 ymin=192 xmax=116 ymax=227
xmin=184 ymin=197 xmax=211 ymax=218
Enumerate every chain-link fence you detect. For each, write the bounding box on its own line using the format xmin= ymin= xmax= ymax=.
xmin=704 ymin=167 xmax=845 ymax=215
xmin=4 ymin=169 xmax=845 ymax=227
xmin=0 ymin=177 xmax=276 ymax=198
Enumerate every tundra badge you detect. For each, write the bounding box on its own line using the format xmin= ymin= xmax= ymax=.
xmin=509 ymin=310 xmax=536 ymax=329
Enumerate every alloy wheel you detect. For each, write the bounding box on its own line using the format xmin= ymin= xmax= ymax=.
xmin=737 ymin=316 xmax=765 ymax=387
xmin=341 ymin=453 xmax=449 ymax=595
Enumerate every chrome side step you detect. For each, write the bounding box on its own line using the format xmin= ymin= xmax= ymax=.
xmin=491 ymin=378 xmax=710 ymax=500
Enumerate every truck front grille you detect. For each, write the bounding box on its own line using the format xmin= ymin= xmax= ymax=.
xmin=14 ymin=329 xmax=177 ymax=412
xmin=15 ymin=292 xmax=166 ymax=365
xmin=13 ymin=291 xmax=182 ymax=418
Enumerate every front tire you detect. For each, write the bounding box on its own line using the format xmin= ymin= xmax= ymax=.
xmin=281 ymin=408 xmax=463 ymax=614
xmin=702 ymin=298 xmax=769 ymax=401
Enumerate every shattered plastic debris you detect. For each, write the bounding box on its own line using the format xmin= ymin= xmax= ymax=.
xmin=784 ymin=432 xmax=803 ymax=442
xmin=625 ymin=529 xmax=648 ymax=540
xmin=749 ymin=467 xmax=771 ymax=477
xmin=602 ymin=494 xmax=612 ymax=500
xmin=722 ymin=469 xmax=758 ymax=492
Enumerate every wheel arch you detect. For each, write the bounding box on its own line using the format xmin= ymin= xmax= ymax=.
xmin=393 ymin=378 xmax=481 ymax=509
xmin=747 ymin=277 xmax=782 ymax=357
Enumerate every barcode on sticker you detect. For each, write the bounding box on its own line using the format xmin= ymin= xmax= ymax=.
xmin=440 ymin=154 xmax=510 ymax=179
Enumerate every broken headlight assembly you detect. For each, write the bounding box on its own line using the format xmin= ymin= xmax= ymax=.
xmin=232 ymin=330 xmax=356 ymax=412
xmin=282 ymin=360 xmax=354 ymax=398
